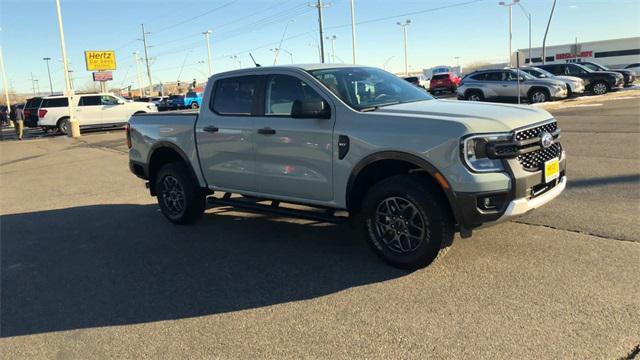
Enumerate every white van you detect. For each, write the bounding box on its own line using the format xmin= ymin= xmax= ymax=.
xmin=38 ymin=93 xmax=157 ymax=134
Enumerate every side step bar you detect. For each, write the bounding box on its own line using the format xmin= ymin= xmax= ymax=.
xmin=207 ymin=194 xmax=349 ymax=224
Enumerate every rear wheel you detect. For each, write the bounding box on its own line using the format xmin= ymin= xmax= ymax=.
xmin=465 ymin=90 xmax=483 ymax=101
xmin=155 ymin=162 xmax=206 ymax=224
xmin=57 ymin=117 xmax=71 ymax=135
xmin=361 ymin=175 xmax=453 ymax=270
xmin=191 ymin=102 xmax=199 ymax=109
xmin=591 ymin=81 xmax=609 ymax=95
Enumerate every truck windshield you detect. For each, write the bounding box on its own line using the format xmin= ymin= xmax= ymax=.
xmin=309 ymin=67 xmax=433 ymax=111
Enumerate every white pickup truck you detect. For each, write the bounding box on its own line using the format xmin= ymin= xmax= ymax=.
xmin=127 ymin=64 xmax=566 ymax=269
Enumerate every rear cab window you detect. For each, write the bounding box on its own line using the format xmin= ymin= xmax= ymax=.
xmin=211 ymin=76 xmax=258 ymax=115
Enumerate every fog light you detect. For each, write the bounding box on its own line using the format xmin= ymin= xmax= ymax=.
xmin=477 ymin=194 xmax=506 ymax=211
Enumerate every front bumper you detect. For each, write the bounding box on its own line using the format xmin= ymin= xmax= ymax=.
xmin=451 ymin=155 xmax=567 ymax=230
xmin=550 ymin=87 xmax=568 ymax=100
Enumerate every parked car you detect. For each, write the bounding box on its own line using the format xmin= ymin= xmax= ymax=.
xmin=623 ymin=63 xmax=640 ymax=76
xmin=429 ymin=72 xmax=460 ymax=94
xmin=520 ymin=66 xmax=585 ymax=97
xmin=23 ymin=97 xmax=44 ymax=128
xmin=537 ymin=63 xmax=624 ymax=95
xmin=576 ymin=61 xmax=635 ymax=87
xmin=457 ymin=69 xmax=567 ymax=103
xmin=38 ymin=93 xmax=157 ymax=134
xmin=402 ymin=75 xmax=429 ymax=89
xmin=127 ymin=64 xmax=566 ymax=269
xmin=166 ymin=91 xmax=203 ymax=109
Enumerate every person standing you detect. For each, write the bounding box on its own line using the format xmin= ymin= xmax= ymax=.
xmin=10 ymin=104 xmax=24 ymax=140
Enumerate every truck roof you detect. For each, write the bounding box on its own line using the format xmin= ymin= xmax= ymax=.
xmin=214 ymin=63 xmax=370 ymax=76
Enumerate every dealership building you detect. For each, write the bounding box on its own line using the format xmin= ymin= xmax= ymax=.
xmin=512 ymin=36 xmax=640 ymax=68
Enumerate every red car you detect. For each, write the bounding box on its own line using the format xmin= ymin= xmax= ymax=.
xmin=429 ymin=72 xmax=461 ymax=94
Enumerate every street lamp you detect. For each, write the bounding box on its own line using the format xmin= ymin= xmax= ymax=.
xmin=54 ymin=0 xmax=80 ymax=137
xmin=396 ymin=19 xmax=411 ymax=76
xmin=202 ymin=30 xmax=213 ymax=76
xmin=229 ymin=55 xmax=241 ymax=69
xmin=325 ymin=35 xmax=337 ymax=63
xmin=515 ymin=1 xmax=532 ymax=64
xmin=43 ymin=57 xmax=54 ymax=94
xmin=382 ymin=55 xmax=395 ymax=70
xmin=498 ymin=0 xmax=519 ymax=67
xmin=271 ymin=48 xmax=293 ymax=64
xmin=274 ymin=19 xmax=295 ymax=65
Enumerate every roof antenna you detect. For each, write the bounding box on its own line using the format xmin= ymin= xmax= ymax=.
xmin=249 ymin=53 xmax=261 ymax=67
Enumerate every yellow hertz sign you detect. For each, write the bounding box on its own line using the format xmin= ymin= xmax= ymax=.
xmin=84 ymin=50 xmax=116 ymax=71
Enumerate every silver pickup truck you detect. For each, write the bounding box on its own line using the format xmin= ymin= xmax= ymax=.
xmin=127 ymin=64 xmax=566 ymax=269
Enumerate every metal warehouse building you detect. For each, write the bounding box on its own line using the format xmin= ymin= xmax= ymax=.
xmin=512 ymin=36 xmax=640 ymax=68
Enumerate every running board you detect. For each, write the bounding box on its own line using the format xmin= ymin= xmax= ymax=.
xmin=207 ymin=195 xmax=349 ymax=224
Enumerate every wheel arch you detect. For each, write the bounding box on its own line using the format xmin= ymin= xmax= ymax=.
xmin=147 ymin=142 xmax=203 ymax=196
xmin=527 ymin=86 xmax=550 ymax=98
xmin=346 ymin=151 xmax=458 ymax=223
xmin=463 ymin=88 xmax=483 ymax=98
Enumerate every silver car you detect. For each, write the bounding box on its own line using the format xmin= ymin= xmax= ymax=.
xmin=457 ymin=69 xmax=568 ymax=103
xmin=520 ymin=66 xmax=585 ymax=97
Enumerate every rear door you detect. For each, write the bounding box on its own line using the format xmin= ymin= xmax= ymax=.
xmin=195 ymin=75 xmax=260 ymax=192
xmin=76 ymin=96 xmax=103 ymax=125
xmin=254 ymin=72 xmax=335 ymax=201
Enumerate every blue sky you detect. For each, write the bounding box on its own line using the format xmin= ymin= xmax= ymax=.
xmin=1 ymin=0 xmax=639 ymax=94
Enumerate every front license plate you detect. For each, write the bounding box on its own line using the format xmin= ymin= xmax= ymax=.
xmin=544 ymin=158 xmax=560 ymax=183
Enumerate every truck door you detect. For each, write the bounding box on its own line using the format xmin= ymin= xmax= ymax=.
xmin=254 ymin=73 xmax=335 ymax=201
xmin=195 ymin=75 xmax=259 ymax=192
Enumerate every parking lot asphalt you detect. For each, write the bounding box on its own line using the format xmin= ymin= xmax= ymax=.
xmin=1 ymin=97 xmax=639 ymax=359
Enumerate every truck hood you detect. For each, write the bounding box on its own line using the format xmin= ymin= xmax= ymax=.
xmin=374 ymin=99 xmax=553 ymax=133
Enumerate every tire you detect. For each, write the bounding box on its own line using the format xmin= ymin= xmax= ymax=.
xmin=591 ymin=81 xmax=609 ymax=95
xmin=57 ymin=117 xmax=71 ymax=135
xmin=190 ymin=102 xmax=199 ymax=109
xmin=528 ymin=88 xmax=549 ymax=103
xmin=155 ymin=162 xmax=206 ymax=225
xmin=361 ymin=175 xmax=454 ymax=270
xmin=465 ymin=90 xmax=483 ymax=102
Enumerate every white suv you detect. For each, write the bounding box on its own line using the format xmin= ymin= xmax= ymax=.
xmin=38 ymin=93 xmax=157 ymax=134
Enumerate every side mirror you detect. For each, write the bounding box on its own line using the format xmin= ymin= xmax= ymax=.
xmin=291 ymin=99 xmax=331 ymax=119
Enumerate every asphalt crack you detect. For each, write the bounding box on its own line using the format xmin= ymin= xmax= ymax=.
xmin=512 ymin=220 xmax=639 ymax=243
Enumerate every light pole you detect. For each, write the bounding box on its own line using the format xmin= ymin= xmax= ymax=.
xmin=325 ymin=35 xmax=336 ymax=63
xmin=382 ymin=55 xmax=395 ymax=70
xmin=498 ymin=0 xmax=519 ymax=66
xmin=0 ymin=44 xmax=11 ymax=122
xmin=350 ymin=0 xmax=357 ymax=64
xmin=274 ymin=20 xmax=294 ymax=65
xmin=515 ymin=1 xmax=532 ymax=64
xmin=542 ymin=0 xmax=557 ymax=64
xmin=396 ymin=19 xmax=411 ymax=76
xmin=43 ymin=57 xmax=54 ymax=94
xmin=271 ymin=48 xmax=293 ymax=64
xmin=202 ymin=30 xmax=213 ymax=76
xmin=55 ymin=0 xmax=79 ymax=137
xmin=229 ymin=55 xmax=241 ymax=69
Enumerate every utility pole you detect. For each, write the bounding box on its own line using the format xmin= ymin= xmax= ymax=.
xmin=542 ymin=0 xmax=557 ymax=64
xmin=397 ymin=20 xmax=411 ymax=76
xmin=203 ymin=30 xmax=213 ymax=76
xmin=55 ymin=0 xmax=79 ymax=137
xmin=43 ymin=57 xmax=54 ymax=94
xmin=325 ymin=35 xmax=337 ymax=63
xmin=141 ymin=24 xmax=154 ymax=96
xmin=310 ymin=0 xmax=328 ymax=63
xmin=133 ymin=51 xmax=144 ymax=97
xmin=30 ymin=72 xmax=37 ymax=96
xmin=350 ymin=0 xmax=357 ymax=64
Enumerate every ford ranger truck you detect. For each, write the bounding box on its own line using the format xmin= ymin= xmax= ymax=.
xmin=127 ymin=64 xmax=566 ymax=270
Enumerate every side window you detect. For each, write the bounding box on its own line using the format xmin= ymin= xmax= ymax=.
xmin=101 ymin=95 xmax=119 ymax=105
xmin=503 ymin=71 xmax=515 ymax=81
xmin=566 ymin=65 xmax=584 ymax=75
xmin=79 ymin=96 xmax=102 ymax=106
xmin=470 ymin=73 xmax=487 ymax=81
xmin=211 ymin=76 xmax=258 ymax=115
xmin=265 ymin=75 xmax=324 ymax=116
xmin=43 ymin=98 xmax=69 ymax=107
xmin=485 ymin=72 xmax=502 ymax=81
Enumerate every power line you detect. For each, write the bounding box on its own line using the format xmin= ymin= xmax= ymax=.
xmin=152 ymin=0 xmax=240 ymax=34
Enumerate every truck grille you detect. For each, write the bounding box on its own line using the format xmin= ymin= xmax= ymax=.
xmin=514 ymin=121 xmax=562 ymax=171
xmin=515 ymin=121 xmax=558 ymax=141
xmin=517 ymin=143 xmax=562 ymax=171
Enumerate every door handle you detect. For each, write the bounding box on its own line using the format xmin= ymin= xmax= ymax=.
xmin=203 ymin=125 xmax=219 ymax=133
xmin=258 ymin=127 xmax=276 ymax=135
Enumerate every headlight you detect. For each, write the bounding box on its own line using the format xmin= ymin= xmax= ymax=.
xmin=462 ymin=133 xmax=512 ymax=172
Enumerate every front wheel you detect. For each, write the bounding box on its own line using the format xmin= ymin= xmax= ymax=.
xmin=57 ymin=118 xmax=71 ymax=135
xmin=591 ymin=81 xmax=609 ymax=95
xmin=190 ymin=102 xmax=199 ymax=109
xmin=465 ymin=91 xmax=483 ymax=102
xmin=155 ymin=162 xmax=206 ymax=224
xmin=529 ymin=89 xmax=549 ymax=103
xmin=361 ymin=175 xmax=454 ymax=270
